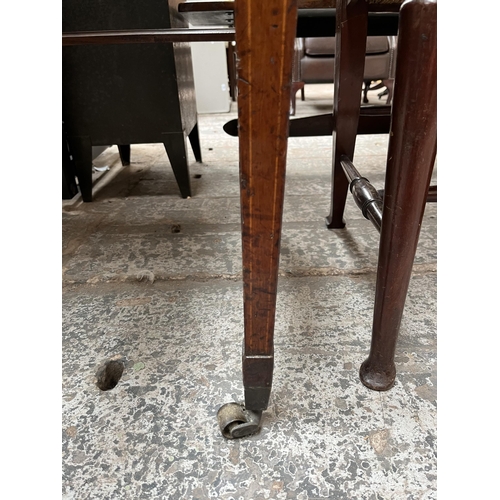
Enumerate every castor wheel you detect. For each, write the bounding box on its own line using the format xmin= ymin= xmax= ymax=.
xmin=217 ymin=403 xmax=263 ymax=439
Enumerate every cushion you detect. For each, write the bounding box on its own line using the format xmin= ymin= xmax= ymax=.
xmin=304 ymin=36 xmax=389 ymax=57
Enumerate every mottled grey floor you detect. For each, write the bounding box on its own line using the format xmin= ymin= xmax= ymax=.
xmin=62 ymin=85 xmax=437 ymax=499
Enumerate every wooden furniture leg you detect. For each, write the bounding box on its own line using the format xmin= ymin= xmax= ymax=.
xmin=290 ymin=81 xmax=305 ymax=115
xmin=163 ymin=133 xmax=192 ymax=199
xmin=360 ymin=0 xmax=437 ymax=391
xmin=325 ymin=0 xmax=369 ymax=229
xmin=217 ymin=0 xmax=298 ymax=439
xmin=188 ymin=123 xmax=203 ymax=163
xmin=117 ymin=144 xmax=131 ymax=166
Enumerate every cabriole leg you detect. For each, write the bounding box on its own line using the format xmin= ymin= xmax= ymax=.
xmin=360 ymin=0 xmax=437 ymax=391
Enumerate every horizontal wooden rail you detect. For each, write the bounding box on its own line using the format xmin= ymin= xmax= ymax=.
xmin=62 ymin=28 xmax=236 ymax=46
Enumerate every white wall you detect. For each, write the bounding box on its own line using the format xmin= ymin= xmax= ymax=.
xmin=190 ymin=42 xmax=231 ymax=114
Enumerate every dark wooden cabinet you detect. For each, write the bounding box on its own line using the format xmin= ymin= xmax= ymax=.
xmin=62 ymin=0 xmax=201 ymax=201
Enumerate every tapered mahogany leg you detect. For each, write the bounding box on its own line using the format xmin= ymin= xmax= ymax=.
xmin=237 ymin=0 xmax=297 ymax=413
xmin=217 ymin=0 xmax=298 ymax=438
xmin=325 ymin=0 xmax=368 ymax=229
xmin=360 ymin=0 xmax=437 ymax=391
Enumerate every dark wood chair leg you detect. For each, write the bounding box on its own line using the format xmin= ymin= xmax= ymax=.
xmin=325 ymin=0 xmax=369 ymax=229
xmin=360 ymin=0 xmax=437 ymax=391
xmin=188 ymin=123 xmax=203 ymax=163
xmin=67 ymin=136 xmax=93 ymax=202
xmin=163 ymin=133 xmax=191 ymax=198
xmin=237 ymin=0 xmax=297 ymax=414
xmin=117 ymin=145 xmax=131 ymax=166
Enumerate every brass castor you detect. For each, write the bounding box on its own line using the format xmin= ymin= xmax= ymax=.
xmin=217 ymin=403 xmax=263 ymax=439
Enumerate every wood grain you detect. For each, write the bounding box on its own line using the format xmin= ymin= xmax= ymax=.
xmin=235 ymin=0 xmax=298 ymax=410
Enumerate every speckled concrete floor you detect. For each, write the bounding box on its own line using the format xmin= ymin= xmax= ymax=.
xmin=62 ymin=85 xmax=437 ymax=499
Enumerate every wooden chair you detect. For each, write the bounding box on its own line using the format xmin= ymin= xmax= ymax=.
xmin=293 ymin=34 xmax=397 ymax=110
xmin=218 ymin=0 xmax=436 ymax=438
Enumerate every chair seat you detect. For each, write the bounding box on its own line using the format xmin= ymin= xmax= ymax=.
xmin=299 ymin=35 xmax=394 ymax=83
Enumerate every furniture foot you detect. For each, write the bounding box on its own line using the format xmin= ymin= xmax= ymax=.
xmin=325 ymin=0 xmax=369 ymax=230
xmin=188 ymin=123 xmax=203 ymax=163
xmin=117 ymin=144 xmax=131 ymax=166
xmin=217 ymin=403 xmax=262 ymax=439
xmin=243 ymin=354 xmax=273 ymax=412
xmin=163 ymin=133 xmax=192 ymax=198
xmin=359 ymin=359 xmax=396 ymax=391
xmin=360 ymin=0 xmax=437 ymax=391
